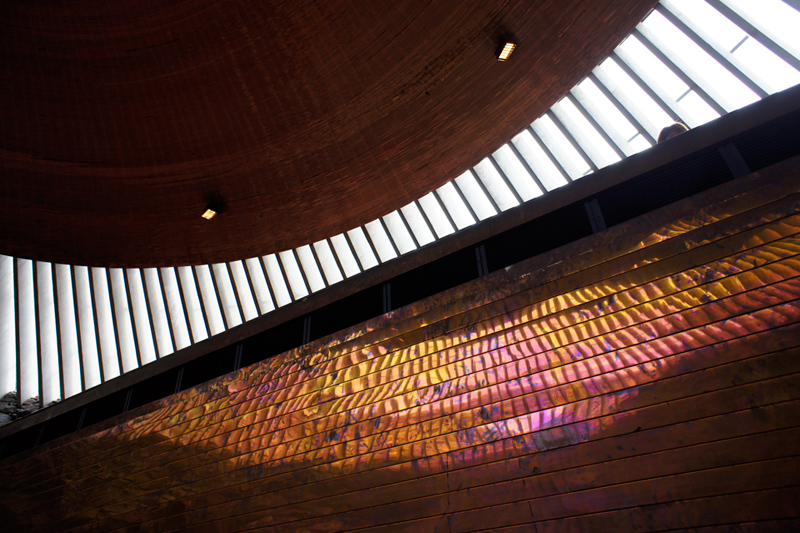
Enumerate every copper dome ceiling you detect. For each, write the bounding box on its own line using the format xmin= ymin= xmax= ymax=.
xmin=0 ymin=0 xmax=657 ymax=267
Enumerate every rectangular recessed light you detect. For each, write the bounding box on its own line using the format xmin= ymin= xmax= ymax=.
xmin=497 ymin=42 xmax=516 ymax=61
xmin=202 ymin=208 xmax=217 ymax=220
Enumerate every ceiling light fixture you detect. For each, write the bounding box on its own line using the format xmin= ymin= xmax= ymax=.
xmin=202 ymin=207 xmax=217 ymax=220
xmin=496 ymin=42 xmax=516 ymax=61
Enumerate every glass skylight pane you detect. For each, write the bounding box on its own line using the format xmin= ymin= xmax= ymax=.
xmin=211 ymin=263 xmax=243 ymax=327
xmin=126 ymin=269 xmax=157 ymax=366
xmin=263 ymin=254 xmax=293 ymax=306
xmin=110 ymin=267 xmax=142 ymax=370
xmin=144 ymin=268 xmax=175 ymax=357
xmin=435 ymin=182 xmax=476 ymax=230
xmin=364 ymin=220 xmax=399 ymax=262
xmin=663 ymin=0 xmax=799 ymax=94
xmin=454 ymin=170 xmax=497 ymax=220
xmin=278 ymin=250 xmax=309 ymax=300
xmin=92 ymin=268 xmax=121 ymax=379
xmin=639 ymin=10 xmax=760 ymax=112
xmin=473 ymin=158 xmax=520 ymax=210
xmin=194 ymin=265 xmax=225 ymax=334
xmin=616 ymin=36 xmax=719 ymax=128
xmin=54 ymin=264 xmax=82 ymax=395
xmin=36 ymin=262 xmax=60 ymax=403
xmin=723 ymin=0 xmax=800 ymax=61
xmin=347 ymin=227 xmax=380 ymax=269
xmin=571 ymin=80 xmax=651 ymax=156
xmin=76 ymin=266 xmax=102 ymax=384
xmin=0 ymin=256 xmax=16 ymax=396
xmin=382 ymin=212 xmax=417 ymax=254
xmin=160 ymin=268 xmax=191 ymax=352
xmin=229 ymin=261 xmax=259 ymax=321
xmin=17 ymin=259 xmax=38 ymax=400
xmin=511 ymin=130 xmax=569 ymax=191
xmin=175 ymin=267 xmax=206 ymax=343
xmin=491 ymin=145 xmax=542 ymax=202
xmin=551 ymin=99 xmax=622 ymax=170
xmin=594 ymin=57 xmax=678 ymax=138
xmin=244 ymin=258 xmax=275 ymax=314
xmin=329 ymin=234 xmax=361 ymax=277
xmin=400 ymin=203 xmax=436 ymax=246
xmin=312 ymin=240 xmax=345 ymax=285
xmin=417 ymin=192 xmax=456 ymax=238
xmin=295 ymin=246 xmax=327 ymax=292
xmin=531 ymin=116 xmax=592 ymax=179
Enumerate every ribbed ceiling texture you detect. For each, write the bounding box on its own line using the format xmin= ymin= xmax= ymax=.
xmin=0 ymin=0 xmax=658 ymax=267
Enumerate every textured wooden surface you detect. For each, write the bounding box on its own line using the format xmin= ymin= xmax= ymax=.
xmin=0 ymin=0 xmax=658 ymax=267
xmin=1 ymin=157 xmax=799 ymax=531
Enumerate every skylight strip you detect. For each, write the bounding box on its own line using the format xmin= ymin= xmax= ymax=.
xmin=525 ymin=126 xmax=575 ymax=184
xmin=245 ymin=258 xmax=276 ymax=314
xmin=400 ymin=203 xmax=436 ymax=246
xmin=710 ymin=0 xmax=800 ymax=72
xmin=0 ymin=255 xmax=15 ymax=396
xmin=35 ymin=262 xmax=59 ymax=405
xmin=74 ymin=266 xmax=102 ymax=387
xmin=159 ymin=267 xmax=191 ymax=352
xmin=417 ymin=193 xmax=456 ymax=239
xmin=563 ymin=93 xmax=628 ymax=160
xmin=187 ymin=267 xmax=213 ymax=340
xmin=307 ymin=244 xmax=330 ymax=287
xmin=56 ymin=264 xmax=81 ymax=396
xmin=18 ymin=259 xmax=41 ymax=400
xmin=121 ymin=270 xmax=143 ymax=369
xmin=633 ymin=28 xmax=732 ymax=115
xmin=347 ymin=227 xmax=381 ymax=270
xmin=491 ymin=145 xmax=543 ymax=201
xmin=263 ymin=254 xmax=293 ymax=307
xmin=146 ymin=268 xmax=174 ymax=357
xmin=364 ymin=219 xmax=400 ymax=262
xmin=84 ymin=267 xmax=105 ymax=383
xmin=586 ymin=71 xmax=658 ymax=145
xmin=108 ymin=268 xmax=139 ymax=373
xmin=241 ymin=258 xmax=270 ymax=314
xmin=614 ymin=45 xmax=720 ymax=129
xmin=329 ymin=235 xmax=362 ymax=278
xmin=31 ymin=262 xmax=43 ymax=406
xmin=295 ymin=245 xmax=327 ymax=291
xmin=430 ymin=189 xmax=461 ymax=234
xmin=507 ymin=131 xmax=566 ymax=193
xmin=454 ymin=170 xmax=498 ymax=220
xmin=546 ymin=109 xmax=605 ymax=174
xmin=212 ymin=263 xmax=244 ymax=327
xmin=176 ymin=266 xmax=207 ymax=343
xmin=469 ymin=168 xmax=506 ymax=212
xmin=229 ymin=261 xmax=258 ymax=321
xmin=278 ymin=250 xmax=310 ymax=300
xmin=207 ymin=265 xmax=230 ymax=330
xmin=358 ymin=225 xmax=385 ymax=267
xmin=195 ymin=265 xmax=226 ymax=334
xmin=126 ymin=269 xmax=157 ymax=366
xmin=553 ymin=100 xmax=623 ymax=169
xmin=290 ymin=248 xmax=314 ymax=296
xmin=413 ymin=199 xmax=442 ymax=240
xmin=439 ymin=181 xmax=478 ymax=228
xmin=382 ymin=212 xmax=418 ymax=254
xmin=597 ymin=56 xmax=683 ymax=134
xmin=313 ymin=240 xmax=345 ymax=285
xmin=225 ymin=262 xmax=248 ymax=322
xmin=569 ymin=81 xmax=651 ymax=156
xmin=657 ymin=3 xmax=768 ymax=98
xmin=50 ymin=264 xmax=66 ymax=401
xmin=172 ymin=267 xmax=197 ymax=345
xmin=92 ymin=268 xmax=121 ymax=379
